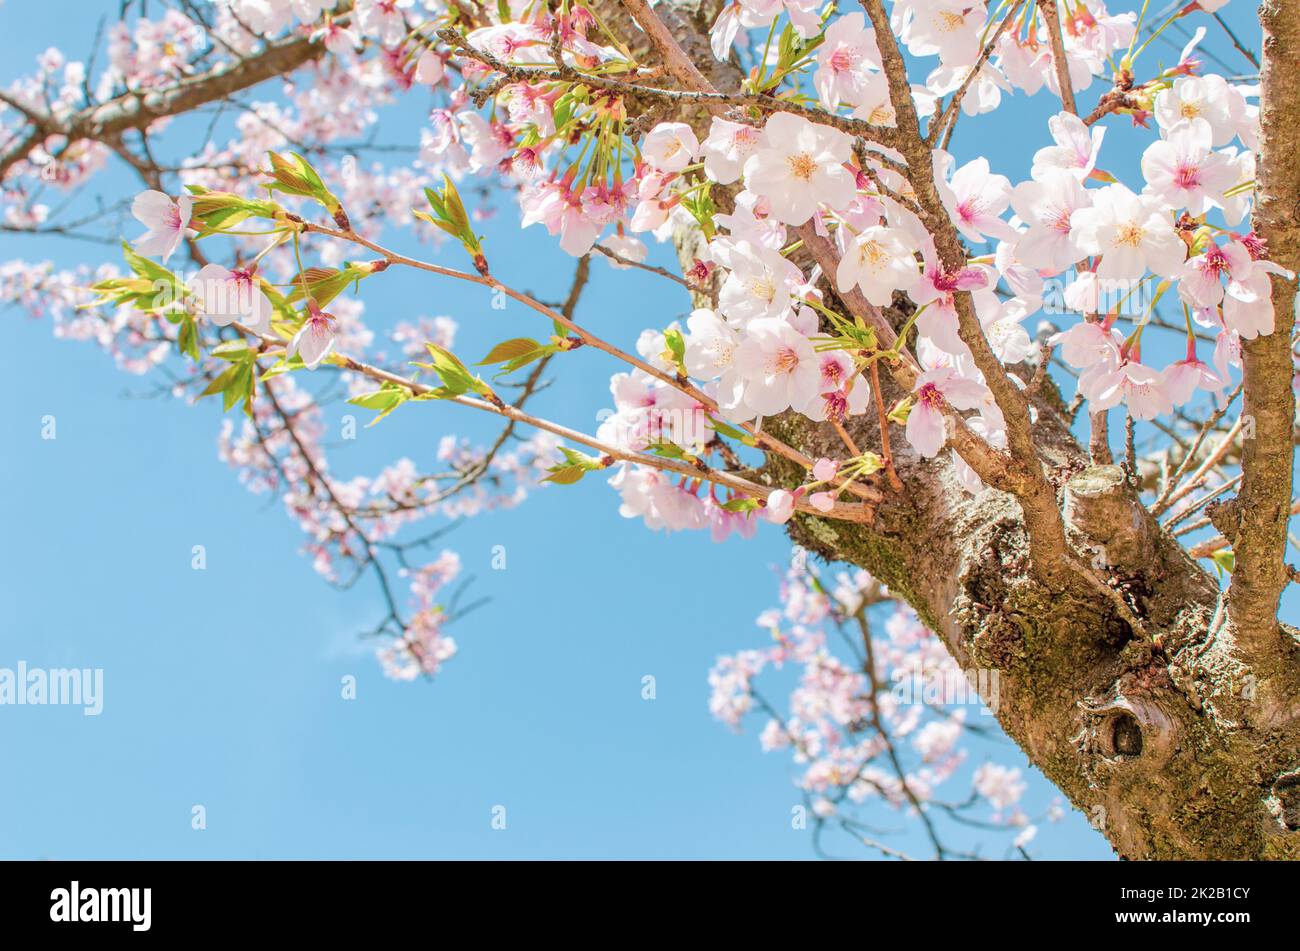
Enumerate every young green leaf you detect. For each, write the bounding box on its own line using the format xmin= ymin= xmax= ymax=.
xmin=477 ymin=338 xmax=543 ymax=366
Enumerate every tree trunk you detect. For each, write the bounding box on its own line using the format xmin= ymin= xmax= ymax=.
xmin=605 ymin=0 xmax=1300 ymax=858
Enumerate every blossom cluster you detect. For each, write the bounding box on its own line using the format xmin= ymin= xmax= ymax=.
xmin=709 ymin=549 xmax=1056 ymax=852
xmin=1 ymin=2 xmax=1282 ymax=680
xmin=393 ymin=0 xmax=1281 ymax=531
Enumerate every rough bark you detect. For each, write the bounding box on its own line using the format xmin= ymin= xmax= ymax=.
xmin=614 ymin=0 xmax=1300 ymax=858
xmin=1231 ymin=0 xmax=1300 ymax=661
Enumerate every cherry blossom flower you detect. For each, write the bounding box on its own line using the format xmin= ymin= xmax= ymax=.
xmin=836 ymin=225 xmax=920 ymax=305
xmin=596 ymin=234 xmax=648 ymax=269
xmin=378 ymin=552 xmax=461 ymax=681
xmin=700 ymin=118 xmax=765 ymax=185
xmin=1163 ymin=340 xmax=1225 ymax=406
xmin=289 ymin=301 xmax=338 ymax=369
xmin=813 ymin=458 xmax=838 ymax=482
xmin=731 ymin=317 xmax=821 ymax=419
xmin=742 ymin=112 xmax=856 ymax=225
xmin=520 ymin=180 xmax=600 ymax=256
xmin=459 ymin=112 xmax=513 ymax=172
xmin=1087 ymin=358 xmax=1175 ymax=421
xmin=1140 ymin=118 xmax=1235 ymax=214
xmin=814 ymin=13 xmax=881 ymax=110
xmin=610 ymin=465 xmax=706 ymax=532
xmin=312 ymin=16 xmax=363 ymax=57
xmin=1010 ymin=169 xmax=1091 ymax=274
xmin=996 ymin=33 xmax=1051 ymax=96
xmin=599 ymin=369 xmax=710 ymax=453
xmin=900 ymin=0 xmax=988 ymax=67
xmin=681 ymin=307 xmax=743 ymax=397
xmin=1223 ymin=261 xmax=1291 ymax=339
xmin=1177 ymin=237 xmax=1253 ymax=309
xmin=356 ymin=0 xmax=414 ymax=47
xmin=799 ymin=350 xmax=871 ymax=422
xmin=712 ymin=192 xmax=786 ymax=250
xmin=642 ymin=121 xmax=699 ymax=173
xmin=809 ymin=491 xmax=836 ymax=513
xmin=764 ymin=488 xmax=796 ymax=524
xmin=714 ymin=239 xmax=804 ymax=325
xmin=188 ymin=263 xmax=273 ymax=333
xmin=939 ymin=156 xmax=1016 ymax=244
xmin=925 ymin=61 xmax=1009 ymax=117
xmin=1154 ymin=74 xmax=1243 ymax=148
xmin=1031 ymin=111 xmax=1106 ymax=182
xmin=973 ymin=763 xmax=1025 ymax=811
xmin=413 ymin=49 xmax=444 ymax=85
xmin=851 ymin=72 xmax=898 ymax=126
xmin=909 ymin=242 xmax=988 ymax=354
xmin=1050 ymin=319 xmax=1122 ymax=370
xmin=906 ymin=367 xmax=990 ymax=458
xmin=980 ymin=298 xmax=1034 ymax=365
xmin=1069 ymin=183 xmax=1187 ymax=280
xmin=130 ymin=190 xmax=191 ymax=263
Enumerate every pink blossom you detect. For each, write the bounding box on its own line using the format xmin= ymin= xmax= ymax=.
xmin=130 ymin=190 xmax=191 ymax=263
xmin=1031 ymin=111 xmax=1106 ymax=182
xmin=289 ymin=302 xmax=338 ymax=369
xmin=814 ymin=13 xmax=881 ymax=110
xmin=1069 ymin=183 xmax=1186 ymax=280
xmin=940 ymin=156 xmax=1016 ymax=244
xmin=906 ymin=368 xmax=990 ymax=458
xmin=742 ymin=112 xmax=856 ymax=225
xmin=188 ymin=263 xmax=273 ymax=333
xmin=642 ymin=121 xmax=699 ymax=173
xmin=1141 ymin=118 xmax=1235 ymax=214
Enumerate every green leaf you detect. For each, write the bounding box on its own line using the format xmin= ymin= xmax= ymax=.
xmin=211 ymin=340 xmax=254 ymax=362
xmin=497 ymin=347 xmax=553 ymax=376
xmin=264 ymin=151 xmax=346 ymax=224
xmin=853 ymin=451 xmax=884 ymax=475
xmin=661 ymin=327 xmax=688 ymax=374
xmin=645 ymin=440 xmax=692 ymax=461
xmin=543 ymin=464 xmax=589 ymax=485
xmin=477 ymin=337 xmax=543 ymax=365
xmin=285 ymin=265 xmax=366 ymax=308
xmin=178 ymin=316 xmax=200 ymax=362
xmin=708 ymin=416 xmax=756 ymax=447
xmin=187 ymin=189 xmax=282 ymax=236
xmin=719 ymin=497 xmax=762 ymax=513
xmin=199 ymin=363 xmax=246 ymax=399
xmin=348 ymin=386 xmax=410 ymax=425
xmin=544 ymin=447 xmax=606 ymax=484
xmin=416 ymin=175 xmax=486 ymax=272
xmin=413 ymin=342 xmax=496 ymax=399
xmin=223 ymin=365 xmax=252 ymax=412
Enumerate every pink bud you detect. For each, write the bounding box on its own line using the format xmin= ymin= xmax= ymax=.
xmin=764 ymin=489 xmax=796 ymax=524
xmin=812 ymin=458 xmax=838 ymax=482
xmin=415 ymin=50 xmax=444 ymax=86
xmin=809 ymin=492 xmax=835 ymax=513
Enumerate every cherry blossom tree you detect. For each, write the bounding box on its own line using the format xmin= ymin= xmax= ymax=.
xmin=2 ymin=0 xmax=1297 ymax=859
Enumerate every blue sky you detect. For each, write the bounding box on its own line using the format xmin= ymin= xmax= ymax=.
xmin=0 ymin=0 xmax=1276 ymax=860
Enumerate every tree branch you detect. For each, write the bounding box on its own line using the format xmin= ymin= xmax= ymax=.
xmin=1 ymin=26 xmax=331 ymax=182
